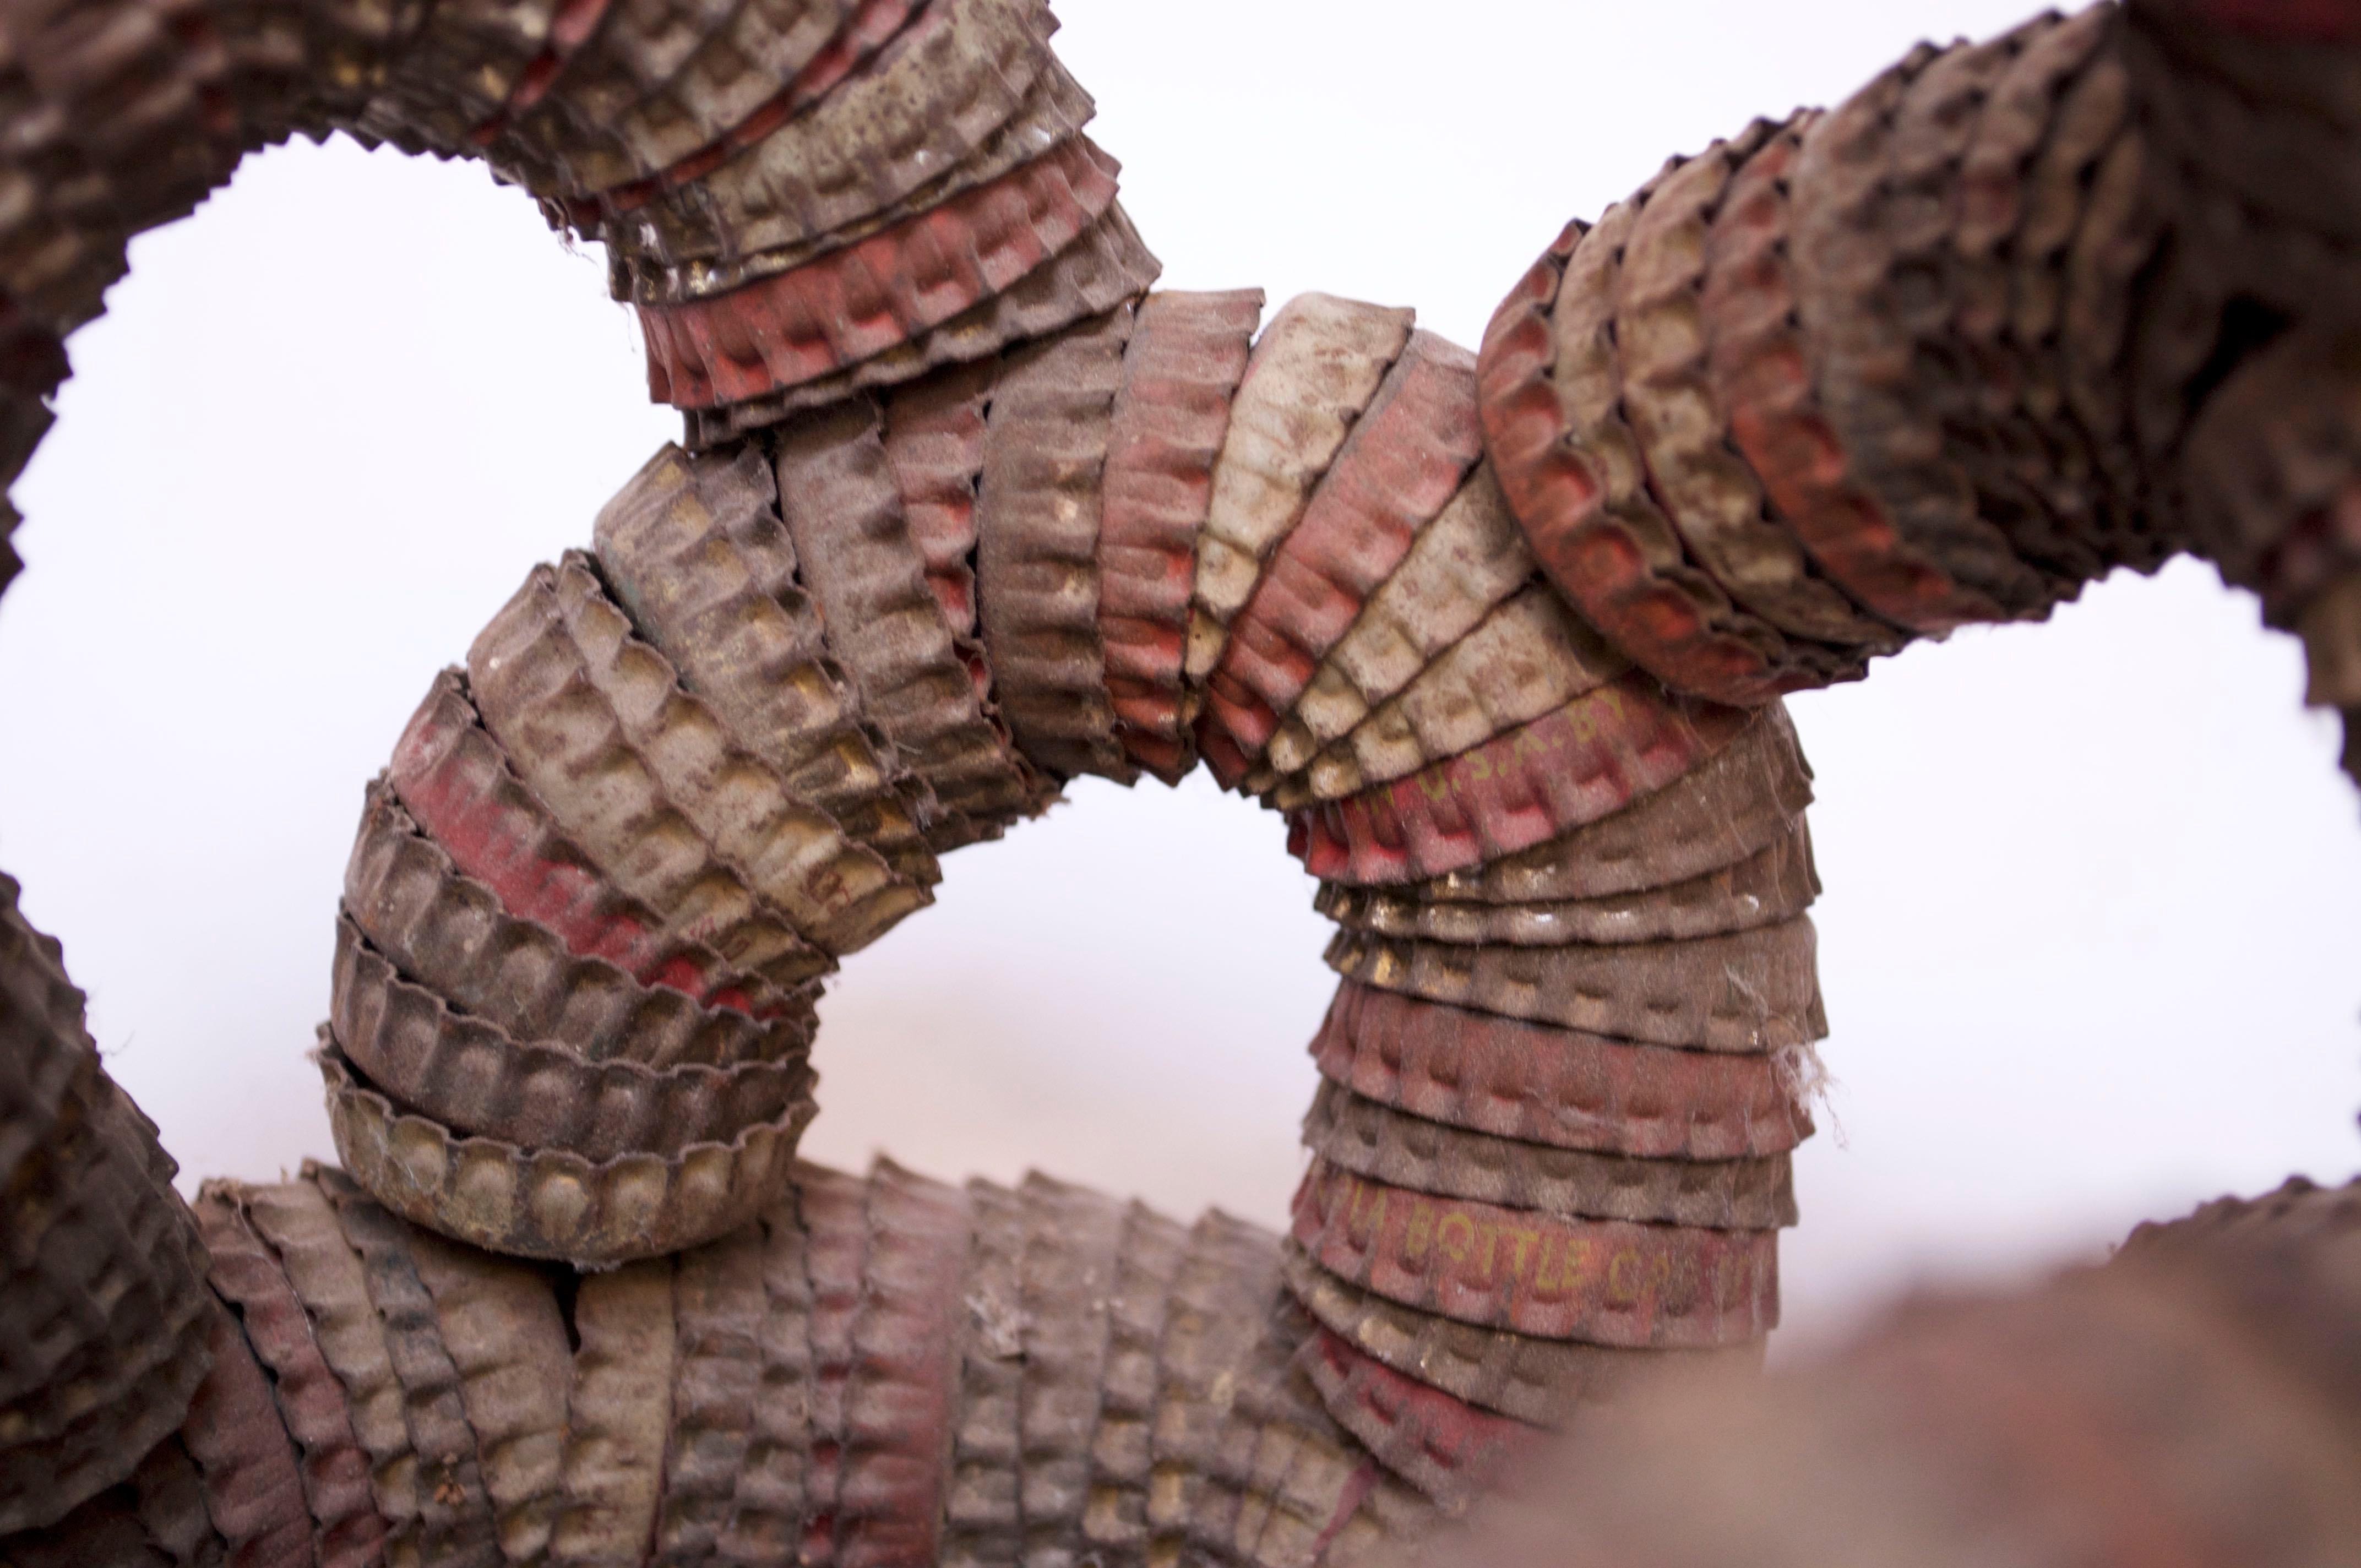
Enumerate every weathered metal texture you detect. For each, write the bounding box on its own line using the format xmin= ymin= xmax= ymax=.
xmin=404 ymin=1223 xmax=576 ymax=1563
xmin=574 ymin=0 xmax=1059 ymax=269
xmin=494 ymin=0 xmax=880 ymax=206
xmin=317 ymin=1040 xmax=813 ymax=1265
xmin=646 ymin=1215 xmax=763 ymax=1564
xmin=838 ymin=1161 xmax=972 ymax=1568
xmin=1293 ymin=1327 xmax=1542 ymax=1514
xmin=1013 ymin=1173 xmax=1127 ymax=1566
xmin=1301 ymin=1081 xmax=1797 ymax=1232
xmin=556 ymin=1256 xmax=677 ymax=1564
xmin=1314 ymin=817 xmax=1818 ymax=948
xmin=1490 ymin=148 xmax=1893 ymax=706
xmin=714 ymin=1194 xmax=820 ymax=1566
xmin=1282 ymin=1253 xmax=1762 ymax=1428
xmin=1307 ymin=983 xmax=1813 ymax=1162
xmin=591 ymin=443 xmax=940 ymax=881
xmin=1323 ymin=919 xmax=1825 ymax=1053
xmin=17 ymin=0 xmax=2361 ymax=1559
xmin=944 ymin=1176 xmax=1025 ymax=1568
xmin=1619 ymin=121 xmax=1906 ymax=649
xmin=1098 ymin=290 xmax=1264 ymax=781
xmin=1287 ymin=672 xmax=1753 ymax=885
xmin=596 ymin=43 xmax=1100 ymax=306
xmin=329 ymin=915 xmax=809 ymax=1161
xmin=468 ymin=554 xmax=928 ymax=956
xmin=312 ymin=1163 xmax=505 ymax=1568
xmin=680 ymin=202 xmax=1161 ymax=446
xmin=237 ymin=1176 xmax=418 ymax=1559
xmin=191 ymin=1188 xmax=383 ymax=1567
xmin=1200 ymin=333 xmax=1486 ymax=787
xmin=179 ymin=1303 xmax=315 ymax=1568
xmin=0 ymin=879 xmax=213 ymax=1536
xmin=1279 ymin=585 xmax=1628 ymax=809
xmin=1255 ymin=465 xmax=1533 ymax=788
xmin=1189 ymin=295 xmax=1418 ymax=683
xmin=1408 ymin=704 xmax=1813 ymax=904
xmin=388 ymin=669 xmax=836 ymax=997
xmin=883 ymin=358 xmax=998 ymax=646
xmin=1289 ymin=1160 xmax=1780 ymax=1349
xmin=770 ymin=394 xmax=1053 ymax=845
xmin=973 ymin=304 xmax=1135 ymax=781
xmin=346 ymin=782 xmax=810 ymax=1071
xmin=637 ymin=138 xmax=1122 ymax=411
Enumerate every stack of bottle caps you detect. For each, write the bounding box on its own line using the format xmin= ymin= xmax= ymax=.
xmin=0 ymin=877 xmax=215 ymax=1543
xmin=5 ymin=1156 xmax=1429 ymax=1568
xmin=360 ymin=0 xmax=1169 ymax=442
xmin=1110 ymin=291 xmax=1818 ymax=1508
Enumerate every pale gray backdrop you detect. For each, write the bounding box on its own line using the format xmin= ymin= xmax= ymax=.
xmin=3 ymin=0 xmax=2355 ymax=1346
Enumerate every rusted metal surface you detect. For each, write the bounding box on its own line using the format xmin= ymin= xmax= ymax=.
xmin=1098 ymin=290 xmax=1264 ymax=781
xmin=1201 ymin=333 xmax=1485 ymax=787
xmin=973 ymin=305 xmax=1135 ymax=780
xmin=1289 ymin=1160 xmax=1780 ymax=1348
xmin=637 ymin=139 xmax=1120 ymax=411
xmin=1308 ymin=983 xmax=1813 ymax=1162
xmin=1287 ymin=672 xmax=1753 ymax=885
xmin=10 ymin=0 xmax=2361 ymax=1559
xmin=1189 ymin=295 xmax=1417 ymax=683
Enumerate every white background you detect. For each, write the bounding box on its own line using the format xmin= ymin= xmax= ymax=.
xmin=2 ymin=0 xmax=2356 ymax=1345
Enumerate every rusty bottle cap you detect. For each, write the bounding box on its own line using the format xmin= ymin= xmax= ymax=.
xmin=579 ymin=0 xmax=1060 ymax=268
xmin=1098 ymin=289 xmax=1265 ymax=781
xmin=770 ymin=394 xmax=1057 ymax=843
xmin=1314 ymin=815 xmax=1819 ymax=948
xmin=317 ymin=1039 xmax=812 ymax=1266
xmin=492 ymin=0 xmax=884 ymax=200
xmin=179 ymin=1303 xmax=315 ymax=1568
xmin=1409 ymin=703 xmax=1813 ymax=905
xmin=345 ymin=781 xmax=813 ymax=1070
xmin=1200 ymin=331 xmax=1484 ymax=787
xmin=1288 ymin=1158 xmax=1779 ymax=1348
xmin=590 ymin=442 xmax=941 ymax=882
xmin=241 ymin=1175 xmax=421 ymax=1549
xmin=1281 ymin=1251 xmax=1761 ymax=1427
xmin=682 ymin=200 xmax=1161 ymax=445
xmin=1014 ymin=1172 xmax=1128 ymax=1555
xmin=1288 ymin=670 xmax=1753 ymax=885
xmin=1308 ymin=982 xmax=1813 ymax=1161
xmin=192 ymin=1185 xmax=384 ymax=1566
xmin=1188 ymin=295 xmax=1417 ymax=686
xmin=648 ymin=1218 xmax=766 ymax=1562
xmin=636 ymin=137 xmax=1124 ymax=412
xmin=471 ymin=553 xmax=931 ymax=954
xmin=387 ymin=668 xmax=835 ymax=995
xmin=836 ymin=1160 xmax=973 ymax=1568
xmin=554 ymin=1256 xmax=678 ymax=1563
xmin=600 ymin=48 xmax=1101 ymax=306
xmin=945 ymin=1175 xmax=1026 ymax=1568
xmin=1256 ymin=464 xmax=1534 ymax=787
xmin=975 ymin=305 xmax=1137 ymax=782
xmin=712 ymin=1196 xmax=821 ymax=1566
xmin=309 ymin=1165 xmax=504 ymax=1567
xmin=884 ymin=357 xmax=1000 ymax=643
xmin=1301 ymin=1080 xmax=1798 ymax=1231
xmin=1321 ymin=917 xmax=1826 ymax=1054
xmin=328 ymin=914 xmax=812 ymax=1162
xmin=1292 ymin=1324 xmax=1544 ymax=1513
xmin=1281 ymin=582 xmax=1630 ymax=809
xmin=1618 ymin=118 xmax=1908 ymax=650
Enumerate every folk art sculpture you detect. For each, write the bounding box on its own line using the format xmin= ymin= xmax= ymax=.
xmin=2 ymin=0 xmax=2359 ymax=1562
